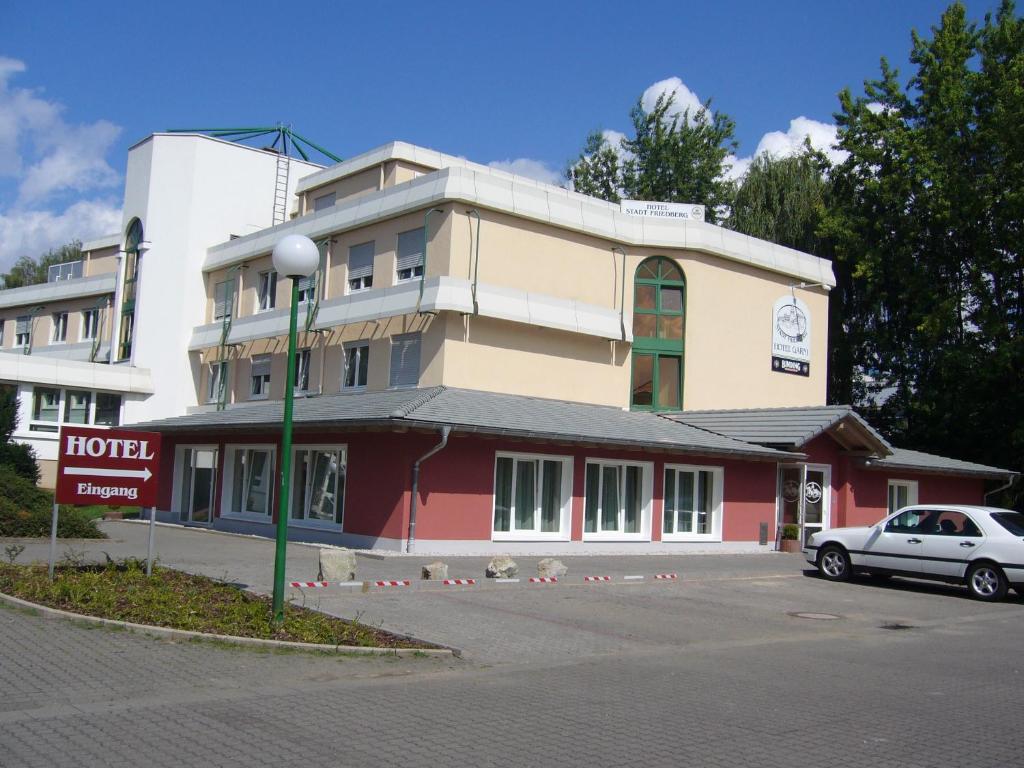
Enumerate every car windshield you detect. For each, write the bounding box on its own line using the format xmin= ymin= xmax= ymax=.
xmin=990 ymin=512 xmax=1024 ymax=536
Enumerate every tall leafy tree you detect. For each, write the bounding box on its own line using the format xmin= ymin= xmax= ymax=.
xmin=1 ymin=240 xmax=82 ymax=289
xmin=565 ymin=131 xmax=623 ymax=202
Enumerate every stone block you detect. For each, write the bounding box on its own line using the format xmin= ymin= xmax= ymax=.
xmin=485 ymin=555 xmax=518 ymax=579
xmin=537 ymin=558 xmax=568 ymax=578
xmin=421 ymin=561 xmax=448 ymax=580
xmin=318 ymin=548 xmax=357 ymax=582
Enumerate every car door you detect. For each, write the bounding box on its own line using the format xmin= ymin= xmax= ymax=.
xmin=860 ymin=508 xmax=928 ymax=574
xmin=919 ymin=510 xmax=986 ymax=579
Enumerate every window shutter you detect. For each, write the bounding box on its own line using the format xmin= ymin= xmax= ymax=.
xmin=214 ymin=281 xmax=231 ymax=319
xmin=16 ymin=316 xmax=30 ymax=334
xmin=396 ymin=229 xmax=425 ymax=271
xmin=389 ymin=333 xmax=421 ymax=387
xmin=348 ymin=242 xmax=374 ymax=280
xmin=296 ymin=273 xmax=316 ymax=293
xmin=251 ymin=356 xmax=271 ymax=378
xmin=313 ymin=192 xmax=336 ymax=211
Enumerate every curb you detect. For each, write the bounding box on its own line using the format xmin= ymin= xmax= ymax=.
xmin=0 ymin=591 xmax=456 ymax=657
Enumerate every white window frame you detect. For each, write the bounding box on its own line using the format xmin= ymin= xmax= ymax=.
xmin=171 ymin=444 xmax=219 ymax=526
xmin=27 ymin=386 xmax=121 ymax=433
xmin=51 ymin=312 xmax=68 ymax=343
xmin=396 ymin=264 xmax=423 ymax=283
xmin=207 ymin=361 xmax=228 ymax=404
xmin=342 ymin=342 xmax=369 ymax=390
xmin=29 ymin=386 xmax=62 ymax=433
xmin=80 ymin=308 xmax=99 ymax=341
xmin=250 ymin=354 xmax=271 ymax=400
xmin=256 ymin=270 xmax=277 ymax=312
xmin=582 ymin=458 xmax=654 ymax=541
xmin=15 ymin=315 xmax=30 ymax=347
xmin=222 ymin=444 xmax=276 ymax=522
xmin=294 ymin=348 xmax=311 ymax=395
xmin=887 ymin=479 xmax=919 ymax=514
xmin=662 ymin=464 xmax=725 ymax=542
xmin=491 ymin=451 xmax=573 ymax=542
xmin=288 ymin=444 xmax=347 ymax=530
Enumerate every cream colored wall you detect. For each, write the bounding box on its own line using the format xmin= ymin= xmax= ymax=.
xmin=0 ymin=296 xmax=114 ymax=351
xmin=301 ymin=166 xmax=381 ymax=213
xmin=84 ymin=247 xmax=119 ymax=277
xmin=385 ymin=160 xmax=434 ymax=187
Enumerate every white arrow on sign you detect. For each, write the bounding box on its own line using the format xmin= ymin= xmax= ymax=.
xmin=63 ymin=466 xmax=153 ymax=482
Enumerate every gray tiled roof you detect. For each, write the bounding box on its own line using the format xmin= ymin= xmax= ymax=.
xmin=663 ymin=405 xmax=891 ymax=451
xmin=131 ymin=386 xmax=796 ymax=460
xmin=866 ymin=448 xmax=1016 ymax=479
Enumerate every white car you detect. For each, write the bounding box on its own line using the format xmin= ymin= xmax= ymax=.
xmin=804 ymin=505 xmax=1024 ymax=601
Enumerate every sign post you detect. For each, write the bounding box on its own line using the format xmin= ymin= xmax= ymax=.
xmin=55 ymin=425 xmax=162 ymax=578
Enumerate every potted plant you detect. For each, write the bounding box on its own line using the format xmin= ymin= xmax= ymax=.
xmin=779 ymin=524 xmax=802 ymax=553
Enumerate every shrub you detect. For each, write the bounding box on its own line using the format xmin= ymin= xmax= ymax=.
xmin=0 ymin=466 xmax=104 ymax=538
xmin=782 ymin=523 xmax=800 ymax=541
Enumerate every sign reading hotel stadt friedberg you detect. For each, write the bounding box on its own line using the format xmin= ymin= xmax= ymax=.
xmin=56 ymin=425 xmax=162 ymax=507
xmin=771 ymin=295 xmax=811 ymax=377
xmin=620 ymin=200 xmax=706 ymax=222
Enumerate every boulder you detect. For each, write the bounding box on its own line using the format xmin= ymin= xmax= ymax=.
xmin=421 ymin=561 xmax=448 ymax=580
xmin=485 ymin=555 xmax=518 ymax=579
xmin=318 ymin=548 xmax=357 ymax=582
xmin=537 ymin=558 xmax=568 ymax=578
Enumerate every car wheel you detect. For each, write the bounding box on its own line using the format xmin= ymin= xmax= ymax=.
xmin=818 ymin=545 xmax=852 ymax=582
xmin=966 ymin=562 xmax=1008 ymax=601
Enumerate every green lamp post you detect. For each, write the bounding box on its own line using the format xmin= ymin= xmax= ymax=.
xmin=270 ymin=233 xmax=320 ymax=624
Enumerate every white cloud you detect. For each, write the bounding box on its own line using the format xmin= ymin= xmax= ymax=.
xmin=641 ymin=77 xmax=705 ymax=123
xmin=752 ymin=116 xmax=848 ymax=166
xmin=723 ymin=154 xmax=752 ymax=182
xmin=0 ymin=198 xmax=122 ymax=268
xmin=487 ymin=158 xmax=562 ymax=186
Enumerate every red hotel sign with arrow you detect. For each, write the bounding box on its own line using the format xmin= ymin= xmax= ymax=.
xmin=56 ymin=425 xmax=162 ymax=507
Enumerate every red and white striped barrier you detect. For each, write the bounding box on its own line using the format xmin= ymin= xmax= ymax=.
xmin=528 ymin=576 xmax=558 ymax=583
xmin=289 ymin=581 xmax=330 ymax=588
xmin=374 ymin=580 xmax=411 ymax=587
xmin=584 ymin=575 xmax=612 ymax=582
xmin=654 ymin=573 xmax=678 ymax=580
xmin=442 ymin=578 xmax=476 ymax=586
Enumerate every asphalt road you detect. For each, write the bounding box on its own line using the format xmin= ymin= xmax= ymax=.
xmin=2 ymin=522 xmax=1022 ymax=767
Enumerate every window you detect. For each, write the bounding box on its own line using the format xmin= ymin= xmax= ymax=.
xmin=250 ymin=355 xmax=271 ymax=399
xmin=294 ymin=349 xmax=310 ymax=394
xmin=81 ymin=309 xmax=99 ymax=341
xmin=313 ymin=192 xmax=336 ymax=212
xmin=47 ymin=260 xmax=83 ymax=282
xmin=207 ymin=361 xmax=228 ymax=404
xmin=389 ymin=333 xmax=420 ymax=387
xmin=0 ymin=321 xmax=4 ymax=347
xmin=342 ymin=342 xmax=369 ymax=389
xmin=887 ymin=480 xmax=919 ymax=514
xmin=257 ymin=270 xmax=277 ymax=311
xmin=31 ymin=387 xmax=60 ymax=432
xmin=583 ymin=460 xmax=652 ymax=539
xmin=885 ymin=508 xmax=930 ymax=534
xmin=51 ymin=312 xmax=68 ymax=343
xmin=290 ymin=447 xmax=346 ymax=527
xmin=213 ymin=280 xmax=233 ymax=320
xmin=297 ymin=273 xmax=316 ymax=304
xmin=492 ymin=453 xmax=572 ymax=539
xmin=63 ymin=390 xmax=91 ymax=424
xmin=631 ymin=257 xmax=685 ymax=411
xmin=95 ymin=393 xmax=121 ymax=426
xmin=348 ymin=241 xmax=374 ymax=293
xmin=119 ymin=218 xmax=143 ymax=361
xmin=663 ymin=465 xmax=724 ymax=540
xmin=396 ymin=228 xmax=424 ymax=282
xmin=991 ymin=512 xmax=1024 ymax=536
xmin=225 ymin=446 xmax=275 ymax=518
xmin=15 ymin=316 xmax=30 ymax=347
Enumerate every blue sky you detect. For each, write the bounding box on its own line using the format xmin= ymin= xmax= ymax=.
xmin=0 ymin=0 xmax=1004 ymax=269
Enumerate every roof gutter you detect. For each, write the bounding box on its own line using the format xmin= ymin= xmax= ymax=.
xmin=407 ymin=425 xmax=451 ymax=553
xmin=984 ymin=474 xmax=1018 ymax=504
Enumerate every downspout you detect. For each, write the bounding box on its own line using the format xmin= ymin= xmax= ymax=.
xmin=407 ymin=425 xmax=451 ymax=553
xmin=984 ymin=475 xmax=1017 ymax=505
xmin=466 ymin=209 xmax=481 ymax=315
xmin=417 ymin=208 xmax=445 ymax=315
xmin=612 ymin=247 xmax=627 ymax=341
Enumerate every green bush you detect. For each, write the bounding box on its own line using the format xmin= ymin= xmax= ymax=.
xmin=0 ymin=466 xmax=104 ymax=538
xmin=782 ymin=523 xmax=800 ymax=541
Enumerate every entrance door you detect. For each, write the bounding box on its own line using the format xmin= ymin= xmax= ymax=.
xmin=777 ymin=464 xmax=831 ymax=547
xmin=178 ymin=447 xmax=218 ymax=524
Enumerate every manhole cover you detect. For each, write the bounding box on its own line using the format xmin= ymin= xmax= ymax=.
xmin=789 ymin=611 xmax=842 ymax=620
xmin=879 ymin=622 xmax=916 ymax=631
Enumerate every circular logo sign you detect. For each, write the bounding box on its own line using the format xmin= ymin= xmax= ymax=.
xmin=804 ymin=481 xmax=823 ymax=504
xmin=776 ymin=303 xmax=808 ymax=343
xmin=782 ymin=479 xmax=801 ymax=503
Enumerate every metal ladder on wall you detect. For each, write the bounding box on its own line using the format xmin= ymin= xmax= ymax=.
xmin=272 ymin=152 xmax=290 ymax=225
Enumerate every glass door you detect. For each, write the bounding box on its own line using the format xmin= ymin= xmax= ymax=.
xmin=178 ymin=447 xmax=218 ymax=524
xmin=777 ymin=464 xmax=831 ymax=547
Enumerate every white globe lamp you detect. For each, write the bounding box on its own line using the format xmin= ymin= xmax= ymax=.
xmin=272 ymin=234 xmax=319 ymax=278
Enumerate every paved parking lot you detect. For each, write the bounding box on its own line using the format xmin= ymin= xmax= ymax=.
xmin=3 ymin=521 xmax=1024 ymax=766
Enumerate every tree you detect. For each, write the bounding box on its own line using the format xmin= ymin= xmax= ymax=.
xmin=1 ymin=240 xmax=82 ymax=289
xmin=0 ymin=386 xmax=39 ymax=483
xmin=826 ymin=1 xmax=1023 ymax=505
xmin=566 ymin=92 xmax=738 ymax=223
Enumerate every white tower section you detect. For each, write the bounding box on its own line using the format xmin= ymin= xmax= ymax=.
xmin=119 ymin=133 xmax=321 ymax=424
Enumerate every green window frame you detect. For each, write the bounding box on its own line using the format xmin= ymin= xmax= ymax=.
xmin=119 ymin=218 xmax=144 ymax=361
xmin=631 ymin=257 xmax=685 ymax=411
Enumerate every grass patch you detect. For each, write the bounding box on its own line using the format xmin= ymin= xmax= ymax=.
xmin=74 ymin=505 xmax=142 ymax=521
xmin=0 ymin=559 xmax=433 ymax=649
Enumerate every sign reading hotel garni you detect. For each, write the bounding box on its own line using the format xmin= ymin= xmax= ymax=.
xmin=620 ymin=199 xmax=705 ymax=222
xmin=771 ymin=295 xmax=811 ymax=377
xmin=55 ymin=425 xmax=161 ymax=507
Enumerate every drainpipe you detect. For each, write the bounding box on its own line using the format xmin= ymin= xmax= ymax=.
xmin=984 ymin=475 xmax=1017 ymax=505
xmin=611 ymin=247 xmax=627 ymax=341
xmin=407 ymin=425 xmax=451 ymax=553
xmin=466 ymin=209 xmax=481 ymax=315
xmin=417 ymin=208 xmax=445 ymax=314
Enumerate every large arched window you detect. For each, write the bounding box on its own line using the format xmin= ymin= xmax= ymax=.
xmin=118 ymin=218 xmax=143 ymax=360
xmin=631 ymin=257 xmax=685 ymax=410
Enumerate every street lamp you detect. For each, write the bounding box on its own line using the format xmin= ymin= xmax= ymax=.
xmin=270 ymin=233 xmax=320 ymax=624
